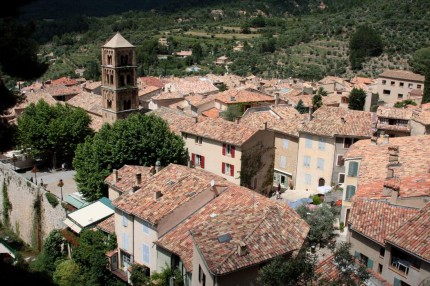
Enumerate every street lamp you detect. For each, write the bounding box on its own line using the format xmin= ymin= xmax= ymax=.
xmin=32 ymin=166 xmax=38 ymax=184
xmin=58 ymin=179 xmax=64 ymax=201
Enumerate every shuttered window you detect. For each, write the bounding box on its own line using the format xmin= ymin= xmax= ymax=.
xmin=346 ymin=185 xmax=356 ymax=201
xmin=348 ymin=162 xmax=359 ymax=177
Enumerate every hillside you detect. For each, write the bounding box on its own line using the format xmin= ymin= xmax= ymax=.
xmin=23 ymin=0 xmax=430 ymax=81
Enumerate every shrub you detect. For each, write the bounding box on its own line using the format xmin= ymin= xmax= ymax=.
xmin=45 ymin=192 xmax=59 ymax=208
xmin=312 ymin=195 xmax=321 ymax=205
xmin=339 ymin=221 xmax=345 ymax=232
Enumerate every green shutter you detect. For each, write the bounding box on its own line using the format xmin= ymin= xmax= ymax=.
xmin=367 ymin=258 xmax=374 ymax=270
xmin=354 ymin=251 xmax=360 ymax=259
xmin=348 ymin=162 xmax=359 ymax=177
xmin=393 ymin=277 xmax=400 ymax=286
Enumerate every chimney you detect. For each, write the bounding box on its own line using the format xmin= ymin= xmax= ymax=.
xmin=135 ymin=173 xmax=142 ymax=185
xmin=383 ymin=134 xmax=389 ymax=145
xmin=154 ymin=190 xmax=163 ymax=200
xmin=235 ymin=117 xmax=240 ymax=124
xmin=237 ymin=241 xmax=248 ymax=256
xmin=155 ymin=160 xmax=161 ymax=173
xmin=388 ymin=146 xmax=399 ymax=166
xmin=194 ymin=117 xmax=198 ymax=123
xmin=274 ymin=93 xmax=279 ymax=106
xmin=308 ymin=107 xmax=314 ymax=121
xmin=370 ymin=136 xmax=377 ymax=145
xmin=264 ymin=122 xmax=268 ymax=130
xmin=340 ymin=117 xmax=346 ymax=124
xmin=149 ymin=166 xmax=156 ymax=175
xmin=113 ymin=169 xmax=118 ymax=183
xmin=210 ymin=180 xmax=218 ymax=197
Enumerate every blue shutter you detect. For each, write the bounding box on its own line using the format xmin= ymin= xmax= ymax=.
xmin=346 ymin=186 xmax=356 ymax=201
xmin=393 ymin=277 xmax=400 ymax=286
xmin=142 ymin=243 xmax=150 ymax=264
xmin=348 ymin=162 xmax=359 ymax=177
xmin=367 ymin=258 xmax=374 ymax=270
xmin=354 ymin=251 xmax=360 ymax=259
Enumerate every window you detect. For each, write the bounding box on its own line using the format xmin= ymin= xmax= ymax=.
xmin=305 ymin=135 xmax=312 ymax=149
xmin=417 ymin=84 xmax=422 ymax=89
xmin=122 ymin=233 xmax=129 ymax=251
xmin=304 ymin=156 xmax=311 ymax=167
xmin=378 ymin=264 xmax=383 ymax=274
xmin=122 ymin=252 xmax=131 ymax=266
xmin=283 ymin=139 xmax=289 ymax=149
xmin=305 ymin=174 xmax=311 ymax=185
xmin=344 ymin=138 xmax=358 ymax=148
xmin=142 ymin=222 xmax=149 ymax=235
xmin=198 ymin=265 xmax=206 ymax=285
xmin=280 ymin=156 xmax=287 ymax=168
xmin=408 ymin=83 xmax=413 ymax=89
xmin=195 ymin=136 xmax=203 ymax=144
xmin=338 ymin=173 xmax=345 ymax=184
xmin=348 ymin=162 xmax=359 ymax=177
xmin=383 ymin=89 xmax=391 ymax=95
xmin=382 ymin=80 xmax=386 ymax=85
xmin=345 ymin=185 xmax=356 ymax=201
xmin=359 ymin=253 xmax=369 ymax=266
xmin=380 ymin=247 xmax=385 ymax=257
xmin=122 ymin=212 xmax=128 ymax=227
xmin=399 ymin=82 xmax=404 ymax=87
xmin=222 ymin=144 xmax=235 ymax=158
xmin=222 ymin=163 xmax=234 ymax=176
xmin=142 ymin=243 xmax=150 ymax=265
xmin=390 ymin=81 xmax=395 ymax=86
xmin=336 ymin=155 xmax=344 ymax=166
xmin=317 ymin=158 xmax=324 ymax=170
xmin=107 ymin=100 xmax=112 ymax=109
xmin=318 ymin=137 xmax=325 ymax=150
xmin=182 ymin=133 xmax=187 ymax=139
xmin=398 ymin=93 xmax=403 ymax=99
xmin=194 ymin=154 xmax=205 ymax=169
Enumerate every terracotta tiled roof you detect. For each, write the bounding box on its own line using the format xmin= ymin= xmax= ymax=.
xmin=137 ymin=77 xmax=164 ymax=88
xmin=83 ymin=81 xmax=102 ymax=90
xmin=283 ymin=93 xmax=312 ymax=107
xmin=215 ymin=89 xmax=274 ymax=104
xmin=345 ymin=135 xmax=430 ymax=186
xmin=409 ymin=88 xmax=423 ymax=97
xmin=96 ymin=214 xmax=115 ymax=234
xmin=386 ymin=202 xmax=430 ymax=262
xmin=185 ymin=94 xmax=217 ymax=107
xmin=149 ymin=107 xmax=196 ymax=135
xmin=15 ymin=92 xmax=57 ymax=110
xmin=138 ymin=86 xmax=162 ymax=97
xmin=384 ymin=173 xmax=430 ymax=198
xmin=377 ymin=106 xmax=413 ymax=120
xmin=67 ymin=92 xmax=102 ymax=116
xmin=379 ymin=70 xmax=425 ymax=82
xmin=157 ymin=185 xmax=308 ymax=274
xmin=201 ymin=108 xmax=220 ymax=118
xmin=181 ymin=117 xmax=259 ymax=146
xmin=349 ymin=199 xmax=419 ymax=245
xmin=350 ymin=76 xmax=375 ymax=85
xmin=21 ymin=81 xmax=43 ymax=92
xmin=51 ymin=76 xmax=78 ymax=86
xmin=412 ymin=108 xmax=430 ymax=125
xmin=152 ymin=91 xmax=184 ymax=100
xmin=44 ymin=84 xmax=81 ymax=97
xmin=105 ymin=165 xmax=154 ymax=194
xmin=113 ymin=164 xmax=232 ymax=224
xmin=240 ymin=105 xmax=306 ymax=137
xmin=299 ymin=106 xmax=374 ymax=137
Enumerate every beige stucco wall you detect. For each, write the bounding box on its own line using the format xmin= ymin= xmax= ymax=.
xmin=191 ymin=244 xmax=215 ymax=286
xmin=273 ymin=132 xmax=299 ymax=188
xmin=108 ymin=186 xmax=121 ymax=201
xmin=115 ymin=209 xmax=135 ymax=269
xmin=348 ymin=230 xmax=385 ymax=274
xmin=133 ymin=217 xmax=158 ymax=274
xmin=156 ymin=246 xmax=172 ymax=273
xmin=295 ymin=133 xmax=335 ymax=191
xmin=377 ymin=77 xmax=424 ymax=106
xmin=411 ymin=120 xmax=428 ymax=136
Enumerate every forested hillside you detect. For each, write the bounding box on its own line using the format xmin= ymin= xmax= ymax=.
xmin=21 ymin=0 xmax=430 ymax=81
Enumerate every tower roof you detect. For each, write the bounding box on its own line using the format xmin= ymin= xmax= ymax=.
xmin=103 ymin=32 xmax=134 ymax=48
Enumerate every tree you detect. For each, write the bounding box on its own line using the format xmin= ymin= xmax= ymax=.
xmin=53 ymin=260 xmax=85 ymax=286
xmin=423 ymin=68 xmax=430 ymax=104
xmin=349 ymin=25 xmax=383 ymax=70
xmin=0 ymin=1 xmax=49 ymax=151
xmin=192 ymin=43 xmax=203 ymax=64
xmin=220 ymin=104 xmax=244 ymax=122
xmin=348 ymin=88 xmax=366 ymax=110
xmin=17 ymin=101 xmax=93 ymax=168
xmin=410 ymin=47 xmax=430 ymax=75
xmin=296 ymin=204 xmax=337 ymax=245
xmin=294 ymin=99 xmax=308 ymax=114
xmin=31 ymin=230 xmax=66 ymax=275
xmin=145 ymin=263 xmax=184 ymax=286
xmin=258 ymin=251 xmax=317 ymax=286
xmin=394 ymin=99 xmax=417 ymax=108
xmin=73 ymin=114 xmax=188 ymax=201
xmin=317 ymin=87 xmax=328 ymax=96
xmin=312 ymin=94 xmax=322 ymax=110
xmin=83 ymin=60 xmax=101 ymax=81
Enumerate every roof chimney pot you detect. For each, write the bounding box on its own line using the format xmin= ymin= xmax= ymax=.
xmin=113 ymin=169 xmax=118 ymax=183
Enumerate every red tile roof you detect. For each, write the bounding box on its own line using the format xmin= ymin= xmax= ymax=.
xmin=83 ymin=81 xmax=102 ymax=91
xmin=379 ymin=70 xmax=425 ymax=82
xmin=377 ymin=106 xmax=413 ymax=120
xmin=345 ymin=135 xmax=430 ymax=186
xmin=215 ymin=89 xmax=274 ymax=104
xmin=185 ymin=94 xmax=217 ymax=107
xmin=201 ymin=107 xmax=220 ymax=118
xmin=157 ymin=185 xmax=308 ymax=274
xmin=137 ymin=77 xmax=164 ymax=88
xmin=113 ymin=164 xmax=232 ymax=224
xmin=386 ymin=202 xmax=430 ymax=262
xmin=105 ymin=165 xmax=154 ymax=194
xmin=66 ymin=92 xmax=102 ymax=116
xmin=96 ymin=214 xmax=115 ymax=234
xmin=349 ymin=199 xmax=419 ymax=245
xmin=51 ymin=76 xmax=78 ymax=86
xmin=300 ymin=106 xmax=375 ymax=138
xmin=43 ymin=84 xmax=81 ymax=97
xmin=412 ymin=108 xmax=430 ymax=125
xmin=181 ymin=117 xmax=259 ymax=146
xmin=149 ymin=107 xmax=196 ymax=135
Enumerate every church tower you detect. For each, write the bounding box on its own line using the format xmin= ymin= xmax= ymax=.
xmin=101 ymin=33 xmax=139 ymax=124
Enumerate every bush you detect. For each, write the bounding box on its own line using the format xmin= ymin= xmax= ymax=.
xmin=45 ymin=192 xmax=59 ymax=208
xmin=339 ymin=221 xmax=345 ymax=232
xmin=312 ymin=195 xmax=321 ymax=205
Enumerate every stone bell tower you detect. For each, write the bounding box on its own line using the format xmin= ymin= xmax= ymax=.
xmin=101 ymin=32 xmax=139 ymax=124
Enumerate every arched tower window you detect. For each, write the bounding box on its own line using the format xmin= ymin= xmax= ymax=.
xmin=127 ymin=75 xmax=131 ymax=85
xmin=107 ymin=100 xmax=112 ymax=109
xmin=110 ymin=75 xmax=114 ymax=85
xmin=107 ymin=55 xmax=112 ymax=65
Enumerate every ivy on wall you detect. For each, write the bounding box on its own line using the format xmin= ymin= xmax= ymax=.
xmin=2 ymin=179 xmax=11 ymax=227
xmin=32 ymin=191 xmax=43 ymax=251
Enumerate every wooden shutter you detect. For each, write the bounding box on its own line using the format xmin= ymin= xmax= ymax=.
xmin=231 ymin=146 xmax=235 ymax=158
xmin=230 ymin=165 xmax=234 ymax=176
xmin=191 ymin=153 xmax=195 ymax=165
xmin=354 ymin=251 xmax=360 ymax=259
xmin=367 ymin=258 xmax=374 ymax=270
xmin=348 ymin=162 xmax=358 ymax=176
xmin=200 ymin=156 xmax=205 ymax=169
xmin=222 ymin=143 xmax=226 ymax=155
xmin=222 ymin=163 xmax=225 ymax=174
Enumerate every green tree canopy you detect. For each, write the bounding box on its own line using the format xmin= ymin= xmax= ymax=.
xmin=73 ymin=113 xmax=188 ymax=201
xmin=296 ymin=204 xmax=337 ymax=245
xmin=17 ymin=101 xmax=93 ymax=168
xmin=294 ymin=99 xmax=308 ymax=114
xmin=31 ymin=230 xmax=66 ymax=275
xmin=348 ymin=88 xmax=367 ymax=110
xmin=83 ymin=60 xmax=101 ymax=81
xmin=410 ymin=47 xmax=430 ymax=75
xmin=312 ymin=94 xmax=322 ymax=110
xmin=221 ymin=104 xmax=244 ymax=122
xmin=53 ymin=259 xmax=85 ymax=286
xmin=394 ymin=99 xmax=417 ymax=108
xmin=349 ymin=25 xmax=383 ymax=70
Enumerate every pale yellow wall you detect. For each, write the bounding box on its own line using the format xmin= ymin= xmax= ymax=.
xmin=341 ymin=159 xmax=360 ymax=223
xmin=295 ymin=133 xmax=335 ymax=191
xmin=191 ymin=244 xmax=215 ymax=286
xmin=115 ymin=208 xmax=135 ymax=275
xmin=411 ymin=120 xmax=427 ymax=136
xmin=183 ymin=134 xmax=242 ymax=185
xmin=156 ymin=246 xmax=172 ymax=273
xmin=108 ymin=186 xmax=121 ymax=201
xmin=377 ymin=77 xmax=424 ymax=105
xmin=133 ymin=218 xmax=159 ymax=274
xmin=349 ymin=230 xmax=385 ymax=274
xmin=273 ymin=132 xmax=299 ymax=188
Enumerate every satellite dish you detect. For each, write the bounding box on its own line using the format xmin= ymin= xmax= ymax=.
xmin=210 ymin=179 xmax=215 ymax=187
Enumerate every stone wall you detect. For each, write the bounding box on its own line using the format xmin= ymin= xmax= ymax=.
xmin=0 ymin=162 xmax=66 ymax=249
